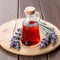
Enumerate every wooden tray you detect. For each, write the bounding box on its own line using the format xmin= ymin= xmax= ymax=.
xmin=0 ymin=18 xmax=60 ymax=56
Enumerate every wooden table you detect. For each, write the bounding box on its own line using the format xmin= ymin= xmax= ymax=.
xmin=0 ymin=0 xmax=60 ymax=60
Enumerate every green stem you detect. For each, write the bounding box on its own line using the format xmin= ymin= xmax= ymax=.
xmin=38 ymin=20 xmax=53 ymax=31
xmin=39 ymin=25 xmax=51 ymax=35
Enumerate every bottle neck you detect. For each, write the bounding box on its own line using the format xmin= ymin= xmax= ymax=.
xmin=25 ymin=11 xmax=40 ymax=21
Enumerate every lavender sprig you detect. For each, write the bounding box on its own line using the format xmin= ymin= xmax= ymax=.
xmin=38 ymin=20 xmax=57 ymax=48
xmin=10 ymin=28 xmax=22 ymax=50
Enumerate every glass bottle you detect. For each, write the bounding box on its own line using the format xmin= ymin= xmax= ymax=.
xmin=21 ymin=6 xmax=40 ymax=46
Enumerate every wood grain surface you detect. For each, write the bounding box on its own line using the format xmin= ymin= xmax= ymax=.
xmin=0 ymin=0 xmax=18 ymax=60
xmin=0 ymin=0 xmax=17 ymax=25
xmin=40 ymin=0 xmax=60 ymax=29
xmin=40 ymin=0 xmax=60 ymax=60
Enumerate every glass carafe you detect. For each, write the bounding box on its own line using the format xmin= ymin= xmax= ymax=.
xmin=21 ymin=6 xmax=40 ymax=46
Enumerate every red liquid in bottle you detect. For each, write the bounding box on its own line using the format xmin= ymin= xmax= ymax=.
xmin=21 ymin=20 xmax=40 ymax=46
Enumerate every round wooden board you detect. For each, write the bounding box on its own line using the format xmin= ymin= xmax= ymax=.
xmin=0 ymin=18 xmax=60 ymax=56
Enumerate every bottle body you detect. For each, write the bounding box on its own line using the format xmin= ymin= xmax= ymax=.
xmin=21 ymin=20 xmax=40 ymax=46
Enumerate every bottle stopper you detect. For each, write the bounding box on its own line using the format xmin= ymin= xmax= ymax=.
xmin=24 ymin=6 xmax=35 ymax=15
